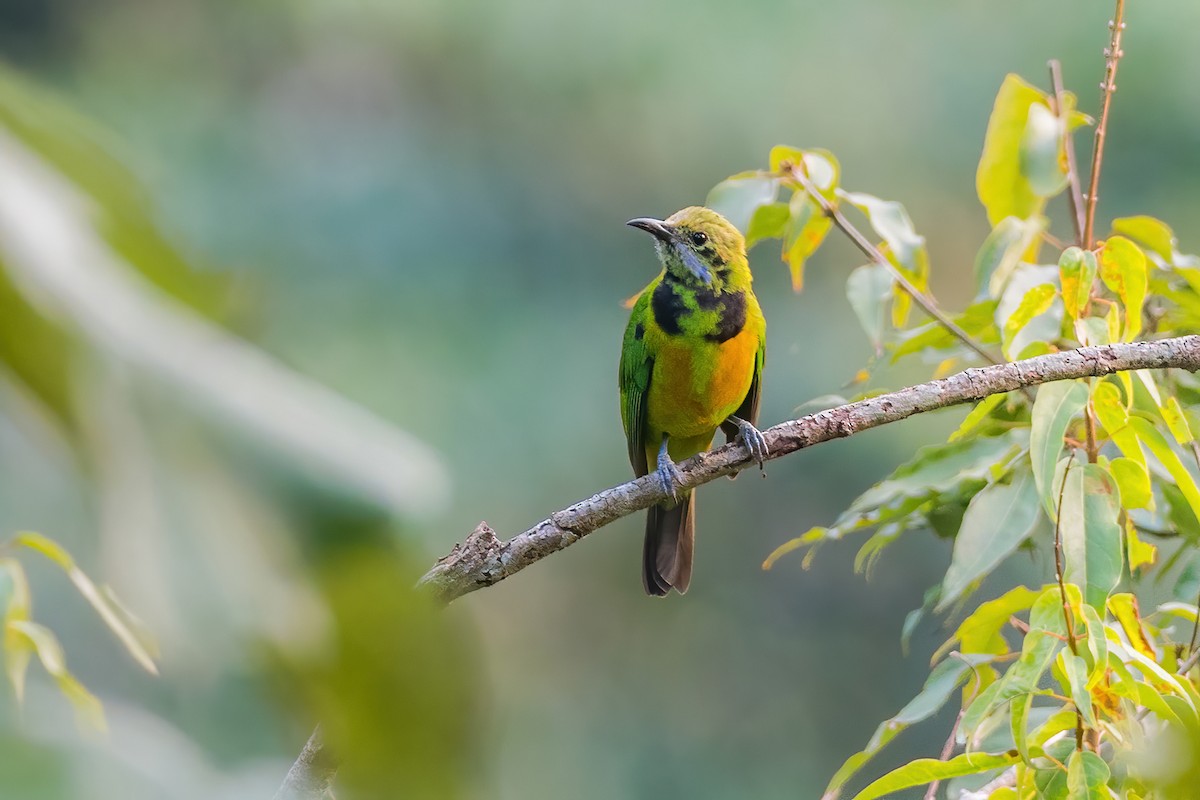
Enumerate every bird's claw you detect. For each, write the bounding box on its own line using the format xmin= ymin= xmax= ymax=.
xmin=656 ymin=439 xmax=683 ymax=502
xmin=733 ymin=416 xmax=769 ymax=470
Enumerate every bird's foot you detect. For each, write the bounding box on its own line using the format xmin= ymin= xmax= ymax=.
xmin=729 ymin=415 xmax=769 ymax=472
xmin=655 ymin=438 xmax=683 ymax=503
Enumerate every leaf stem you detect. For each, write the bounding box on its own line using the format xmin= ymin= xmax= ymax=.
xmin=785 ymin=165 xmax=1003 ymax=367
xmin=1082 ymin=0 xmax=1128 ymax=248
xmin=1048 ymin=60 xmax=1086 ymax=246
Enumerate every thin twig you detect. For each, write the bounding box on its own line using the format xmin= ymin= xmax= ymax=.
xmin=1085 ymin=402 xmax=1100 ymax=464
xmin=1181 ymin=640 xmax=1200 ymax=677
xmin=923 ymin=709 xmax=966 ymax=800
xmin=786 ymin=164 xmax=1002 ymax=366
xmin=1082 ymin=0 xmax=1128 ymax=248
xmin=1052 ymin=460 xmax=1084 ymax=751
xmin=419 ymin=336 xmax=1200 ymax=605
xmin=1048 ymin=60 xmax=1086 ymax=246
xmin=1187 ymin=588 xmax=1200 ymax=666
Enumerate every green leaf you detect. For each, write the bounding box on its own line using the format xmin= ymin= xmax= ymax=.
xmin=847 ymin=751 xmax=1022 ymax=800
xmin=1097 ymin=236 xmax=1148 ymax=341
xmin=1060 ymin=463 xmax=1123 ymax=609
xmin=1058 ymin=247 xmax=1098 ymax=322
xmin=891 ymin=299 xmax=1000 ymax=360
xmin=761 ymin=526 xmax=826 ymax=570
xmin=1001 ymin=283 xmax=1057 ymax=359
xmin=962 ymin=626 xmax=1061 ymax=741
xmin=7 ymin=619 xmax=105 ymax=731
xmin=846 ymin=264 xmax=893 ymax=354
xmin=1081 ymin=604 xmax=1108 ymax=675
xmin=1010 ymin=691 xmax=1036 ymax=764
xmin=12 ymin=532 xmax=158 ymax=674
xmin=1030 ymin=381 xmax=1089 ymax=517
xmin=1112 ymin=216 xmax=1175 ymax=263
xmin=1108 ymin=593 xmax=1156 ymax=659
xmin=975 ymin=216 xmax=1047 ymax=299
xmin=1109 ymin=456 xmax=1152 ymax=510
xmin=705 ymin=174 xmax=780 ymax=234
xmin=978 ymin=74 xmax=1051 ymax=226
xmin=840 ymin=191 xmax=928 ymax=276
xmin=1066 ymin=751 xmax=1110 ymax=799
xmin=1020 ymin=101 xmax=1069 ymax=197
xmin=745 ymin=201 xmax=790 ymax=248
xmin=1059 ymin=651 xmax=1097 ymax=729
xmin=937 ymin=470 xmax=1041 ymax=612
xmin=821 ymin=655 xmax=993 ymax=799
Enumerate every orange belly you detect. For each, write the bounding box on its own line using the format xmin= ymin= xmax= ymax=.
xmin=645 ymin=327 xmax=757 ymax=444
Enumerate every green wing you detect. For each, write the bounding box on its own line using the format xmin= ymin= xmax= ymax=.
xmin=619 ymin=289 xmax=654 ymax=477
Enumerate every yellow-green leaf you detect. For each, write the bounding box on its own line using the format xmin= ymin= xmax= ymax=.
xmin=1092 ymin=380 xmax=1143 ymax=467
xmin=1130 ymin=416 xmax=1200 ymax=530
xmin=1097 ymin=236 xmax=1148 ymax=341
xmin=1066 ymin=750 xmax=1110 ymax=799
xmin=975 ymin=216 xmax=1047 ymax=299
xmin=12 ymin=532 xmax=158 ymax=674
xmin=978 ymin=74 xmax=1051 ymax=226
xmin=7 ymin=619 xmax=105 ymax=731
xmin=1109 ymin=456 xmax=1151 ymax=510
xmin=745 ymin=201 xmax=790 ymax=248
xmin=847 ymin=751 xmax=1022 ymax=800
xmin=1002 ymin=283 xmax=1056 ymax=358
xmin=1125 ymin=519 xmax=1157 ymax=573
xmin=1108 ymin=593 xmax=1155 ymax=660
xmin=950 ymin=393 xmax=1008 ymax=443
xmin=1161 ymin=396 xmax=1194 ymax=444
xmin=782 ymin=190 xmax=833 ymax=291
xmin=1058 ymin=247 xmax=1097 ymax=322
xmin=2 ymin=557 xmax=32 ymax=702
xmin=1112 ymin=215 xmax=1175 ymax=262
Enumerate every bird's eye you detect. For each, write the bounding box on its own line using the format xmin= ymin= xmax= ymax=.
xmin=690 ymin=231 xmax=708 ymax=246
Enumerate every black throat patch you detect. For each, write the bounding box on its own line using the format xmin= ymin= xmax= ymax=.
xmin=651 ymin=280 xmax=747 ymax=343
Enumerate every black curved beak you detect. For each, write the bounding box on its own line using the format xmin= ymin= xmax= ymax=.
xmin=626 ymin=217 xmax=674 ymax=242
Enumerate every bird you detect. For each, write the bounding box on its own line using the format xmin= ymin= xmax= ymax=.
xmin=619 ymin=206 xmax=767 ymax=596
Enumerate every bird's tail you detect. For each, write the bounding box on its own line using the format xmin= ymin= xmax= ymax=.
xmin=642 ymin=493 xmax=695 ymax=596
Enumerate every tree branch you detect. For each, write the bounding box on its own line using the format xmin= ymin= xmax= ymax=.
xmin=786 ymin=165 xmax=1003 ymax=367
xmin=1083 ymin=0 xmax=1128 ymax=248
xmin=1048 ymin=59 xmax=1086 ymax=246
xmin=274 ymin=726 xmax=336 ymax=800
xmin=419 ymin=335 xmax=1200 ymax=605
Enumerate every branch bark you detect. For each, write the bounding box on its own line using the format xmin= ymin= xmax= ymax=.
xmin=419 ymin=335 xmax=1200 ymax=605
xmin=280 ymin=335 xmax=1200 ymax=796
xmin=274 ymin=726 xmax=336 ymax=800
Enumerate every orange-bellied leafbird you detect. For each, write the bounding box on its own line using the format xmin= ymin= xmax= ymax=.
xmin=620 ymin=206 xmax=767 ymax=596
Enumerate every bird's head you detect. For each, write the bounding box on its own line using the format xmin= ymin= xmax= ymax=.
xmin=627 ymin=206 xmax=750 ymax=291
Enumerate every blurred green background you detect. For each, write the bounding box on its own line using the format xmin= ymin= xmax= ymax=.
xmin=1 ymin=1 xmax=1198 ymax=798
